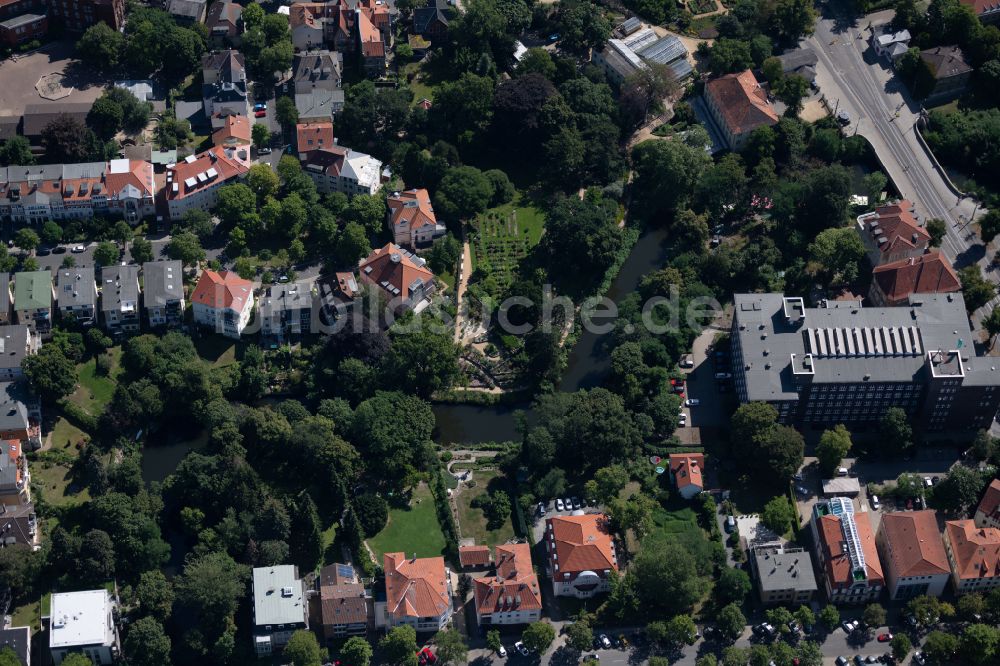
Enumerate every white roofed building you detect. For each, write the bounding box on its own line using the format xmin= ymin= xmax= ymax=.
xmin=300 ymin=146 xmax=383 ymax=198
xmin=49 ymin=589 xmax=118 ymax=665
xmin=251 ymin=565 xmax=308 ymax=657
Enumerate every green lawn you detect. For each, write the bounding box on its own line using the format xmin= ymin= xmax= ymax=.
xmin=49 ymin=418 xmax=89 ymax=451
xmin=456 ymin=471 xmax=516 ymax=547
xmin=468 ymin=194 xmax=545 ymax=290
xmin=31 ymin=455 xmax=90 ymax=508
xmin=401 ymin=60 xmax=439 ymax=107
xmin=367 ymin=483 xmax=447 ymax=559
xmin=68 ymin=347 xmax=121 ymax=416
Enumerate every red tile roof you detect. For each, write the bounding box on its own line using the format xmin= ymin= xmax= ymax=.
xmin=296 ymin=122 xmax=334 ymax=153
xmin=879 ymin=510 xmax=949 ymax=578
xmin=946 ymin=520 xmax=1000 ymax=581
xmin=816 ymin=511 xmax=884 ymax=588
xmin=959 ymin=0 xmax=999 ymax=17
xmin=977 ymin=479 xmax=1000 ymax=526
xmin=212 ymin=115 xmax=252 ymax=147
xmin=357 ymin=9 xmax=384 ymax=58
xmin=705 ymin=70 xmax=779 ymax=137
xmin=384 ymin=552 xmax=451 ymax=619
xmin=473 ymin=543 xmax=542 ymax=615
xmin=862 ymin=200 xmax=930 ymax=255
xmin=668 ymin=453 xmax=704 ymax=491
xmin=871 ymin=251 xmax=960 ymax=304
xmin=191 ymin=270 xmax=253 ymax=312
xmin=358 ymin=243 xmax=435 ymax=301
xmin=459 ymin=545 xmax=492 ymax=567
xmin=388 ymin=188 xmax=438 ymax=232
xmin=166 ymin=145 xmax=250 ymax=201
xmin=546 ymin=514 xmax=617 ymax=575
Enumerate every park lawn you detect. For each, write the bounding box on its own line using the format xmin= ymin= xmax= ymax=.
xmin=31 ymin=458 xmax=90 ymax=508
xmin=194 ymin=335 xmax=239 ymax=367
xmin=455 ymin=471 xmax=515 ymax=547
xmin=627 ymin=504 xmax=704 ymax=554
xmin=49 ymin=417 xmax=89 ymax=451
xmin=68 ymin=347 xmax=121 ymax=416
xmin=367 ymin=483 xmax=447 ymax=559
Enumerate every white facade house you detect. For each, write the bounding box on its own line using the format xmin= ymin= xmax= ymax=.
xmin=164 ymin=146 xmax=250 ymax=220
xmin=301 ymin=146 xmax=383 ymax=198
xmin=251 ymin=566 xmax=309 ymax=657
xmin=191 ymin=270 xmax=254 ymax=339
xmin=49 ymin=589 xmax=118 ymax=665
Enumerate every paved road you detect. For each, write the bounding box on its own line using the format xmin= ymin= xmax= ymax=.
xmin=805 ymin=4 xmax=983 ymax=269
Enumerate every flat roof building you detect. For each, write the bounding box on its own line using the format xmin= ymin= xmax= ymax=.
xmin=730 ymin=292 xmax=1000 ymax=432
xmin=49 ymin=589 xmax=118 ymax=665
xmin=750 ymin=545 xmax=818 ymax=606
xmin=251 ymin=565 xmax=308 ymax=657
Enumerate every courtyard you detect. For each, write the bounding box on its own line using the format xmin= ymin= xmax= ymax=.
xmin=0 ymin=40 xmax=107 ymax=118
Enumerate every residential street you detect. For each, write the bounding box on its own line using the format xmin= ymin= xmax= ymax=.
xmin=805 ymin=4 xmax=983 ymax=270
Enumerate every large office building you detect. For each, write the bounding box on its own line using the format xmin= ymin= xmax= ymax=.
xmin=731 ymin=292 xmax=1000 ymax=431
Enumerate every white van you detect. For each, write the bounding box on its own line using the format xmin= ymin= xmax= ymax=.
xmin=837 ymin=467 xmax=849 ymax=476
xmin=870 ymin=495 xmax=880 ymax=510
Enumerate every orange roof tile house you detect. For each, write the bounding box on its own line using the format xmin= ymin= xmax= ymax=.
xmin=975 ymin=479 xmax=1000 ymax=531
xmin=191 ymin=270 xmax=255 ymax=339
xmin=472 ymin=543 xmax=542 ymax=626
xmin=545 ymin=514 xmax=618 ymax=599
xmin=876 ymin=510 xmax=950 ymax=600
xmin=855 ymin=200 xmax=931 ymax=267
xmin=165 ymin=145 xmax=250 ymax=220
xmin=703 ymin=70 xmax=778 ymax=150
xmin=213 ymin=115 xmax=252 ymax=147
xmin=458 ymin=545 xmax=492 ymax=569
xmin=868 ymin=251 xmax=960 ymax=306
xmin=668 ymin=453 xmax=705 ymax=500
xmin=945 ymin=520 xmax=1000 ymax=594
xmin=810 ymin=498 xmax=884 ymax=604
xmin=296 ymin=122 xmax=335 ymax=159
xmin=379 ymin=552 xmax=453 ymax=632
xmin=358 ymin=243 xmax=436 ymax=311
xmin=387 ymin=189 xmax=446 ymax=249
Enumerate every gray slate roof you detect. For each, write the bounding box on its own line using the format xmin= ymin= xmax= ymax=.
xmin=0 ymin=382 xmax=29 ymax=435
xmin=143 ymin=261 xmax=184 ymax=307
xmin=22 ymin=103 xmax=93 ymax=137
xmin=752 ymin=546 xmax=818 ymax=593
xmin=100 ymin=265 xmax=140 ymax=314
xmin=733 ymin=292 xmax=1000 ymax=401
xmin=57 ymin=266 xmax=97 ymax=309
xmin=0 ymin=325 xmax=31 ymax=371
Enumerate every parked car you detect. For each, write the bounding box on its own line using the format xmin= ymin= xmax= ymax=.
xmin=537 ymin=502 xmax=546 ymax=516
xmin=837 ymin=110 xmax=851 ymax=125
xmin=254 ymin=109 xmax=267 ymax=118
xmin=835 ymin=658 xmax=848 ymax=666
xmin=599 ymin=634 xmax=612 ymax=649
xmin=877 ymin=633 xmax=892 ymax=643
xmin=253 ymin=102 xmax=267 ymax=111
xmin=497 ymin=645 xmax=507 ymax=658
xmin=71 ymin=245 xmax=86 ymax=253
xmin=36 ymin=247 xmax=51 ymax=256
xmin=563 ymin=497 xmax=573 ymax=511
xmin=842 ymin=620 xmax=859 ymax=633
xmin=853 ymin=656 xmax=865 ymax=666
xmin=678 ymin=413 xmax=687 ymax=426
xmin=714 ymin=372 xmax=732 ymax=380
xmin=924 ymin=477 xmax=933 ymax=487
xmin=52 ymin=246 xmax=66 ymax=254
xmin=258 ymin=147 xmax=272 ymax=155
xmin=571 ymin=497 xmax=581 ymax=510
xmin=796 ymin=485 xmax=810 ymax=496
xmin=555 ymin=498 xmax=565 ymax=511
xmin=514 ymin=642 xmax=530 ymax=657
xmin=913 ymin=652 xmax=926 ymax=665
xmin=685 ymin=398 xmax=700 ymax=407
xmin=871 ymin=495 xmax=880 ymax=510
xmin=725 ymin=515 xmax=736 ymax=532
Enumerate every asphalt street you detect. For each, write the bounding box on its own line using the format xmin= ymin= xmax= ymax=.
xmin=805 ymin=5 xmax=982 ymax=269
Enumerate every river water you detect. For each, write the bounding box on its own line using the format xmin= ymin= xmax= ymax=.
xmin=432 ymin=225 xmax=670 ymax=445
xmin=140 ymin=226 xmax=670 ymax=481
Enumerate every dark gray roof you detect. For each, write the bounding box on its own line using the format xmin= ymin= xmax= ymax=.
xmin=204 ymin=80 xmax=249 ymax=104
xmin=733 ymin=292 xmax=1000 ymax=400
xmin=752 ymin=545 xmax=818 ymax=593
xmin=293 ymin=51 xmax=344 ymax=92
xmin=202 ymin=50 xmax=246 ymax=80
xmin=921 ymin=45 xmax=972 ymax=79
xmin=100 ymin=265 xmax=140 ymax=314
xmin=0 ymin=626 xmax=29 ymax=665
xmin=169 ymin=0 xmax=207 ymax=20
xmin=22 ymin=103 xmax=93 ymax=137
xmin=207 ymin=0 xmax=242 ymax=29
xmin=142 ymin=261 xmax=184 ymax=306
xmin=57 ymin=266 xmax=97 ymax=309
xmin=0 ymin=13 xmax=45 ymax=29
xmin=0 ymin=502 xmax=37 ymax=549
xmin=635 ymin=34 xmax=687 ymax=66
xmin=0 ymin=325 xmax=31 ymax=371
xmin=412 ymin=5 xmax=448 ymax=34
xmin=777 ymin=48 xmax=818 ymax=72
xmin=295 ymin=89 xmax=344 ymax=119
xmin=260 ymin=281 xmax=314 ymax=317
xmin=0 ymin=116 xmax=19 ymax=142
xmin=0 ymin=382 xmax=29 ymax=434
xmin=619 ymin=16 xmax=643 ymax=35
xmin=0 ymin=273 xmax=10 ymax=315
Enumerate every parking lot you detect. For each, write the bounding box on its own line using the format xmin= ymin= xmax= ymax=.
xmin=530 ymin=497 xmax=601 ymax=544
xmin=676 ymin=326 xmax=737 ymax=445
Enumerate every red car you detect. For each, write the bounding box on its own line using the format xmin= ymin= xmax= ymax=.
xmin=254 ymin=109 xmax=267 ymax=118
xmin=417 ymin=647 xmax=437 ymax=665
xmin=877 ymin=633 xmax=893 ymax=643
